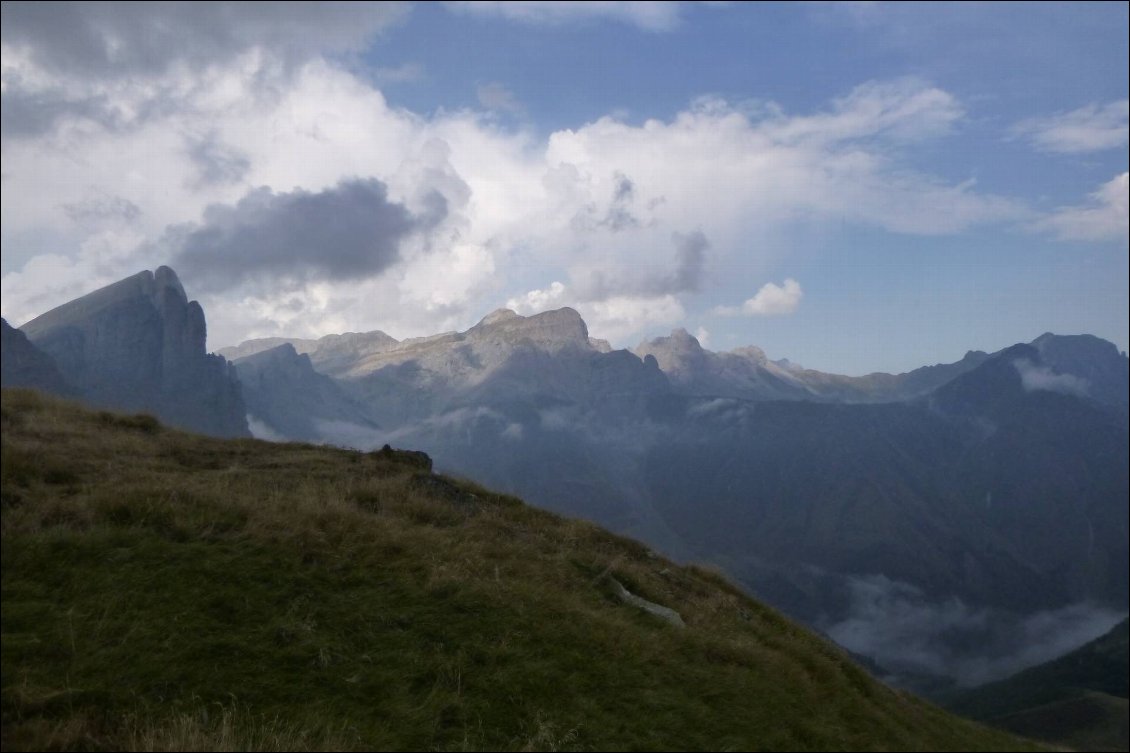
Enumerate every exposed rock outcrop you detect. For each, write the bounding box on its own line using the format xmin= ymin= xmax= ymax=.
xmin=466 ymin=307 xmax=590 ymax=353
xmin=19 ymin=267 xmax=248 ymax=437
xmin=634 ymin=328 xmax=814 ymax=401
xmin=609 ymin=576 xmax=686 ymax=628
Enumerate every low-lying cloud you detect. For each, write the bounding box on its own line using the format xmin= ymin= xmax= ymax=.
xmin=824 ymin=574 xmax=1126 ymax=687
xmin=170 ymin=178 xmax=443 ymax=292
xmin=1013 ymin=358 xmax=1090 ymax=398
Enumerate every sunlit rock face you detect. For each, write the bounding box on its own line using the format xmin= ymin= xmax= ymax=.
xmin=20 ymin=266 xmax=248 ymax=437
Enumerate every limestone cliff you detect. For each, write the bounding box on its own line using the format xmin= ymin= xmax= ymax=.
xmin=19 ymin=267 xmax=248 ymax=437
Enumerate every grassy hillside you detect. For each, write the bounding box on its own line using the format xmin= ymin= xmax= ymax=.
xmin=947 ymin=619 xmax=1128 ymax=751
xmin=1 ymin=389 xmax=1037 ymax=751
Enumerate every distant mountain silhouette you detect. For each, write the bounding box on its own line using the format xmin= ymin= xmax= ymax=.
xmin=222 ymin=311 xmax=1126 ymax=653
xmin=14 ymin=267 xmax=247 ymax=437
xmin=8 ymin=270 xmax=1126 ymax=690
xmin=231 ymin=342 xmax=380 ymax=443
xmin=633 ymin=328 xmax=993 ymax=403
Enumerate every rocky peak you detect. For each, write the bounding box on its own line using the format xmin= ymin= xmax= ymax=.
xmin=730 ymin=345 xmax=770 ymax=365
xmin=22 ymin=267 xmax=189 ymax=340
xmin=318 ymin=330 xmax=400 ymax=351
xmin=773 ymin=358 xmax=805 ymax=373
xmin=217 ymin=337 xmax=318 ymax=362
xmin=642 ymin=329 xmax=705 ymax=354
xmin=303 ymin=330 xmax=401 ymax=377
xmin=1029 ymin=333 xmax=1129 ymax=409
xmin=478 ymin=308 xmax=520 ymax=326
xmin=19 ymin=267 xmax=248 ymax=437
xmin=233 ymin=342 xmax=310 ymax=373
xmin=633 ymin=328 xmax=708 ymax=376
xmin=468 ymin=307 xmax=590 ymax=352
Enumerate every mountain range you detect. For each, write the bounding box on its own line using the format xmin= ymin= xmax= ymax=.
xmin=8 ymin=267 xmax=246 ymax=437
xmin=1 ymin=387 xmax=1037 ymax=751
xmin=4 ymin=266 xmax=1127 ymax=693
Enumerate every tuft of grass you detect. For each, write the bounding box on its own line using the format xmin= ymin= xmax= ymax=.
xmin=123 ymin=702 xmax=359 ymax=752
xmin=97 ymin=410 xmax=162 ymax=434
xmin=1 ymin=388 xmax=1043 ymax=752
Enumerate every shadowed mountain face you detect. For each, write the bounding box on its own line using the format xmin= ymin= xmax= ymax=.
xmin=633 ymin=328 xmax=994 ymax=403
xmin=225 ymin=308 xmax=1128 ymax=690
xmin=10 ymin=269 xmax=1126 ymax=693
xmin=642 ymin=350 xmax=1128 ymax=685
xmin=1031 ymin=332 xmax=1130 ymax=411
xmin=1 ymin=318 xmax=74 ymax=396
xmin=230 ymin=343 xmax=381 ymax=444
xmin=15 ymin=267 xmax=248 ymax=437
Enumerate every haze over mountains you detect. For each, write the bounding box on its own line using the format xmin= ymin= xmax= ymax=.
xmin=4 ymin=267 xmax=1127 ymax=693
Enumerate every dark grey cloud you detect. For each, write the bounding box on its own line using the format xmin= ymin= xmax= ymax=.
xmin=169 ymin=178 xmax=443 ymax=292
xmin=601 ymin=172 xmax=640 ymax=232
xmin=0 ymin=78 xmax=209 ymax=139
xmin=186 ymin=134 xmax=252 ymax=187
xmin=0 ymin=87 xmax=107 ymax=138
xmin=0 ymin=2 xmax=407 ymax=138
xmin=0 ymin=2 xmax=406 ymax=79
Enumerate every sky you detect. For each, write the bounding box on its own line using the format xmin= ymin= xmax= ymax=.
xmin=1 ymin=1 xmax=1126 ymax=375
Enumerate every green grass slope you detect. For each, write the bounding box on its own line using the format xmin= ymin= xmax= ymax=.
xmin=1 ymin=389 xmax=1038 ymax=751
xmin=948 ymin=619 xmax=1129 ymax=751
xmin=994 ymin=692 xmax=1128 ymax=753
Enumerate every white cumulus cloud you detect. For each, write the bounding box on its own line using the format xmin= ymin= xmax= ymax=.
xmin=1 ymin=6 xmax=1036 ymax=350
xmin=506 ymin=281 xmax=568 ymax=315
xmin=715 ymin=279 xmax=803 ymax=317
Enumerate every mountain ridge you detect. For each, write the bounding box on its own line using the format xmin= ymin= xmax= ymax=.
xmin=0 ymin=387 xmax=1040 ymax=752
xmin=6 ymin=268 xmax=1127 ymax=696
xmin=13 ymin=266 xmax=248 ymax=437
